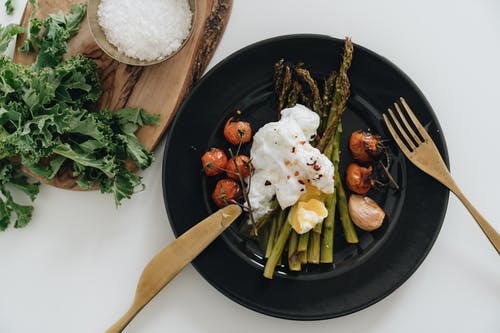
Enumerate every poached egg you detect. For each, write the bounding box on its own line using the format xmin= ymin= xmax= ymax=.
xmin=248 ymin=104 xmax=335 ymax=234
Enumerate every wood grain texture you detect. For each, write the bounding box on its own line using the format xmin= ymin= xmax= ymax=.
xmin=13 ymin=0 xmax=233 ymax=190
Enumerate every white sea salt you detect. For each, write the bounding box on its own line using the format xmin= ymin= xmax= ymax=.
xmin=97 ymin=0 xmax=193 ymax=62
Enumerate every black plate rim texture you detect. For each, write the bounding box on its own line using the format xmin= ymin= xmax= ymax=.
xmin=162 ymin=34 xmax=450 ymax=320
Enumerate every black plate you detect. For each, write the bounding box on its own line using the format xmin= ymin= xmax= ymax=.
xmin=162 ymin=35 xmax=449 ymax=320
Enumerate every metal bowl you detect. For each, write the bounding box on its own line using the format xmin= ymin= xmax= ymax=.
xmin=87 ymin=0 xmax=196 ymax=66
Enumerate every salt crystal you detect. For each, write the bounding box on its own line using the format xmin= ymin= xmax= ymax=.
xmin=97 ymin=0 xmax=193 ymax=62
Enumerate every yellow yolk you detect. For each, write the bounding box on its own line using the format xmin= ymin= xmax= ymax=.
xmin=290 ymin=185 xmax=329 ymax=234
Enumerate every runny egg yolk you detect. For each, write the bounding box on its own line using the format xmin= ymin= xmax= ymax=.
xmin=290 ymin=184 xmax=329 ymax=234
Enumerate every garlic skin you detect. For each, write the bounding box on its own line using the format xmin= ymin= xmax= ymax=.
xmin=348 ymin=194 xmax=385 ymax=231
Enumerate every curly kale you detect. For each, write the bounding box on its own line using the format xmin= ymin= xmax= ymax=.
xmin=4 ymin=0 xmax=14 ymax=15
xmin=0 ymin=2 xmax=159 ymax=229
xmin=1 ymin=54 xmax=159 ymax=209
xmin=0 ymin=159 xmax=40 ymax=230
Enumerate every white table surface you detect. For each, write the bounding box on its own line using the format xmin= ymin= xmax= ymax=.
xmin=1 ymin=1 xmax=499 ymax=332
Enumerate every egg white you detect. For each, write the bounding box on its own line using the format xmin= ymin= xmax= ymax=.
xmin=248 ymin=104 xmax=335 ymax=223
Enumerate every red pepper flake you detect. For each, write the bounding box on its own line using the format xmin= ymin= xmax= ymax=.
xmin=299 ymin=141 xmax=306 ymax=145
xmin=294 ymin=171 xmax=299 ymax=177
xmin=287 ymin=175 xmax=291 ymax=180
xmin=313 ymin=164 xmax=321 ymax=171
xmin=298 ymin=179 xmax=305 ymax=185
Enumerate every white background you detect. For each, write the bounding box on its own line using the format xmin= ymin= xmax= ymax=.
xmin=1 ymin=0 xmax=499 ymax=332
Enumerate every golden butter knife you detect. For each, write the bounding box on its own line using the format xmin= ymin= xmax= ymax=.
xmin=105 ymin=204 xmax=242 ymax=333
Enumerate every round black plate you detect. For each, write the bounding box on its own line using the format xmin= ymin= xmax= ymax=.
xmin=162 ymin=35 xmax=449 ymax=320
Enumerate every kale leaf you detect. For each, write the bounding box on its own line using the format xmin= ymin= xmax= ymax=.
xmin=0 ymin=159 xmax=40 ymax=230
xmin=4 ymin=0 xmax=14 ymax=15
xmin=17 ymin=2 xmax=87 ymax=68
xmin=30 ymin=3 xmax=87 ymax=69
xmin=0 ymin=24 xmax=24 ymax=53
xmin=0 ymin=54 xmax=159 ymax=211
xmin=0 ymin=2 xmax=159 ymax=229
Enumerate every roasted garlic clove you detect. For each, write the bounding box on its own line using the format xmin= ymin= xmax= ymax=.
xmin=348 ymin=194 xmax=385 ymax=231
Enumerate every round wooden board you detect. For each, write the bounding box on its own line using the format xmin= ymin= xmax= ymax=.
xmin=14 ymin=0 xmax=232 ymax=190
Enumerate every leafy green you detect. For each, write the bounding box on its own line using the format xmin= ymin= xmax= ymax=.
xmin=0 ymin=24 xmax=24 ymax=53
xmin=0 ymin=159 xmax=40 ymax=230
xmin=115 ymin=108 xmax=159 ymax=168
xmin=4 ymin=0 xmax=13 ymax=15
xmin=20 ymin=2 xmax=87 ymax=69
xmin=18 ymin=0 xmax=39 ymax=54
xmin=0 ymin=54 xmax=159 ymax=209
xmin=0 ymin=2 xmax=159 ymax=229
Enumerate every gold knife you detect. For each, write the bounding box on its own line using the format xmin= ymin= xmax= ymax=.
xmin=105 ymin=204 xmax=242 ymax=333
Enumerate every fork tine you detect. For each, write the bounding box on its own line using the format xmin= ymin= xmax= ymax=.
xmin=382 ymin=113 xmax=412 ymax=156
xmin=394 ymin=102 xmax=422 ymax=145
xmin=387 ymin=108 xmax=417 ymax=150
xmin=400 ymin=97 xmax=431 ymax=141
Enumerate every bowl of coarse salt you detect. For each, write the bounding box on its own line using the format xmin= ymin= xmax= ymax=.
xmin=87 ymin=0 xmax=195 ymax=66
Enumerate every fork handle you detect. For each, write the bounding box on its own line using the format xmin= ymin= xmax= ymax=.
xmin=449 ymin=185 xmax=500 ymax=255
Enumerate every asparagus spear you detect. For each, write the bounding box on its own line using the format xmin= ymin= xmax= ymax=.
xmin=254 ymin=199 xmax=279 ymax=232
xmin=328 ymin=37 xmax=353 ymax=124
xmin=320 ymin=193 xmax=335 ymax=263
xmin=264 ymin=207 xmax=293 ymax=279
xmin=307 ymin=231 xmax=321 ymax=264
xmin=297 ymin=230 xmax=309 ymax=264
xmin=317 ymin=37 xmax=353 ymax=152
xmin=288 ymin=230 xmax=301 ymax=271
xmin=318 ymin=71 xmax=337 ymax=135
xmin=265 ymin=214 xmax=278 ymax=258
xmin=295 ymin=68 xmax=322 ymax=116
xmin=320 ymin=125 xmax=342 ymax=263
xmin=287 ymin=80 xmax=301 ymax=108
xmin=279 ymin=65 xmax=292 ymax=111
xmin=298 ymin=249 xmax=307 ymax=264
xmin=273 ymin=58 xmax=284 ymax=96
xmin=274 ymin=208 xmax=288 ymax=243
xmin=336 ymin=169 xmax=358 ymax=243
xmin=335 ymin=126 xmax=359 ymax=244
xmin=297 ymin=231 xmax=310 ymax=252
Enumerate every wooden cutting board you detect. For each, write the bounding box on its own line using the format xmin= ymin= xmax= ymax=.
xmin=13 ymin=0 xmax=232 ymax=189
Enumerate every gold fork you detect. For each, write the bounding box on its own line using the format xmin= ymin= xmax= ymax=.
xmin=383 ymin=97 xmax=500 ymax=255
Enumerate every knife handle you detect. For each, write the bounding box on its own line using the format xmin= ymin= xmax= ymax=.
xmin=105 ymin=204 xmax=242 ymax=333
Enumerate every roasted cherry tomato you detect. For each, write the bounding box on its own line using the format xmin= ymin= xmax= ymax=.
xmin=346 ymin=163 xmax=373 ymax=195
xmin=226 ymin=155 xmax=252 ymax=180
xmin=201 ymin=148 xmax=228 ymax=176
xmin=349 ymin=130 xmax=382 ymax=162
xmin=224 ymin=116 xmax=252 ymax=145
xmin=212 ymin=178 xmax=242 ymax=208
